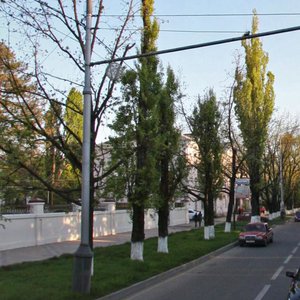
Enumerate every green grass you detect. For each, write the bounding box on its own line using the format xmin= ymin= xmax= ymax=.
xmin=0 ymin=219 xmax=282 ymax=300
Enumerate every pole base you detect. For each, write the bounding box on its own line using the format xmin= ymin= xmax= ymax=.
xmin=72 ymin=244 xmax=93 ymax=294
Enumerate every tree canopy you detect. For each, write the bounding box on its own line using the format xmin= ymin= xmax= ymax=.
xmin=234 ymin=11 xmax=275 ymax=218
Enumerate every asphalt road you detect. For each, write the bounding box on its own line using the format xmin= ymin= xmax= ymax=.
xmin=114 ymin=221 xmax=300 ymax=300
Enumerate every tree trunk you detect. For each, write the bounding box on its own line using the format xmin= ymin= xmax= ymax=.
xmin=158 ymin=206 xmax=169 ymax=253
xmin=157 ymin=151 xmax=170 ymax=253
xmin=131 ymin=203 xmax=145 ymax=260
xmin=250 ymin=164 xmax=261 ymax=222
xmin=225 ymin=178 xmax=236 ymax=232
xmin=225 ymin=148 xmax=236 ymax=232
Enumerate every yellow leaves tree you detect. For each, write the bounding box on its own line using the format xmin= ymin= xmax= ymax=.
xmin=234 ymin=11 xmax=275 ymax=219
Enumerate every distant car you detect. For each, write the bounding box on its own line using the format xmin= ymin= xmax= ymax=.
xmin=237 ymin=211 xmax=251 ymax=222
xmin=295 ymin=211 xmax=300 ymax=222
xmin=239 ymin=222 xmax=273 ymax=247
xmin=188 ymin=209 xmax=197 ymax=221
xmin=286 ymin=268 xmax=300 ymax=299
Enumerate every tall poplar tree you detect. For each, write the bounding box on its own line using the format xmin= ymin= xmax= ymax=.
xmin=61 ymin=88 xmax=83 ymax=198
xmin=64 ymin=88 xmax=83 ymax=147
xmin=189 ymin=89 xmax=223 ymax=240
xmin=156 ymin=66 xmax=183 ymax=253
xmin=234 ymin=11 xmax=275 ymax=221
xmin=106 ymin=0 xmax=160 ymax=261
xmin=129 ymin=0 xmax=161 ymax=261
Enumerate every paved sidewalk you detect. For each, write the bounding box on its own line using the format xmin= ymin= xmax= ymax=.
xmin=0 ymin=218 xmax=226 ymax=267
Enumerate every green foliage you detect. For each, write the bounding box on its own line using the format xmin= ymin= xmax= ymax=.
xmin=234 ymin=12 xmax=274 ymax=161
xmin=105 ymin=1 xmax=162 ymax=212
xmin=234 ymin=12 xmax=275 ymax=213
xmin=0 ymin=42 xmax=45 ymax=202
xmin=64 ymin=88 xmax=83 ymax=145
xmin=190 ymin=89 xmax=223 ymax=196
xmin=0 ymin=224 xmax=240 ymax=299
xmin=189 ymin=89 xmax=223 ymax=225
xmin=156 ymin=66 xmax=183 ymax=208
xmin=56 ymin=88 xmax=83 ymax=201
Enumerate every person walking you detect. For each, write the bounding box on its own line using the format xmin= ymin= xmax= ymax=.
xmin=198 ymin=211 xmax=202 ymax=227
xmin=194 ymin=212 xmax=198 ymax=227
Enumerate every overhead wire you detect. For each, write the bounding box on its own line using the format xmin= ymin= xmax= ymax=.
xmin=97 ymin=27 xmax=246 ymax=34
xmin=100 ymin=12 xmax=300 ymax=17
xmin=91 ymin=24 xmax=300 ymax=66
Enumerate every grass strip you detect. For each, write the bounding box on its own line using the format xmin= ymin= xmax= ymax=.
xmin=0 ymin=219 xmax=284 ymax=300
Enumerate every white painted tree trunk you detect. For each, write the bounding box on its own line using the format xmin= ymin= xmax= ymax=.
xmin=130 ymin=242 xmax=144 ymax=261
xmin=250 ymin=215 xmax=261 ymax=223
xmin=157 ymin=236 xmax=168 ymax=253
xmin=91 ymin=256 xmax=94 ymax=276
xmin=204 ymin=226 xmax=210 ymax=240
xmin=224 ymin=222 xmax=231 ymax=233
xmin=209 ymin=225 xmax=215 ymax=239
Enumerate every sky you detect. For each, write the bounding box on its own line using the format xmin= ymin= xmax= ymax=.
xmin=1 ymin=1 xmax=300 ymax=140
xmin=149 ymin=1 xmax=300 ymax=117
xmin=102 ymin=0 xmax=300 ymax=120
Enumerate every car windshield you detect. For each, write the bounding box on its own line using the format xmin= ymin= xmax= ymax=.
xmin=245 ymin=224 xmax=266 ymax=232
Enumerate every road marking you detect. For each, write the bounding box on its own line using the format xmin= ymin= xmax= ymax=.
xmin=284 ymin=255 xmax=293 ymax=264
xmin=292 ymin=246 xmax=298 ymax=254
xmin=254 ymin=284 xmax=271 ymax=300
xmin=271 ymin=266 xmax=284 ymax=280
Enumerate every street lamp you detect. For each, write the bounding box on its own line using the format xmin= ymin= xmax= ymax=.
xmin=279 ymin=139 xmax=285 ymax=216
xmin=72 ymin=0 xmax=93 ymax=294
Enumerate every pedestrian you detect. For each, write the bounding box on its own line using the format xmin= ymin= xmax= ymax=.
xmin=198 ymin=211 xmax=202 ymax=227
xmin=194 ymin=212 xmax=198 ymax=227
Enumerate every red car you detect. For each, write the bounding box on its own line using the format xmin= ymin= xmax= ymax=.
xmin=239 ymin=222 xmax=273 ymax=247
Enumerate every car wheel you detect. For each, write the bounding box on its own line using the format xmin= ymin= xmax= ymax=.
xmin=263 ymin=239 xmax=268 ymax=247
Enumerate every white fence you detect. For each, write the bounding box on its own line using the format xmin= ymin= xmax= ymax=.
xmin=0 ymin=204 xmax=188 ymax=251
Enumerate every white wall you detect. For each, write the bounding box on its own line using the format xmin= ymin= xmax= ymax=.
xmin=0 ymin=207 xmax=188 ymax=251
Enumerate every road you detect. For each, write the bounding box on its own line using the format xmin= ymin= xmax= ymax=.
xmin=122 ymin=221 xmax=300 ymax=300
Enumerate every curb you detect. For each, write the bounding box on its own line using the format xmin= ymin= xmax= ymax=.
xmin=97 ymin=241 xmax=238 ymax=300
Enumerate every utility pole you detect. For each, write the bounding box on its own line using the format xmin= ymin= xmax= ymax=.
xmin=279 ymin=140 xmax=285 ymax=214
xmin=72 ymin=0 xmax=93 ymax=294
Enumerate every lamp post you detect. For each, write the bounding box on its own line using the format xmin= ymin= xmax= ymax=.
xmin=279 ymin=139 xmax=285 ymax=215
xmin=72 ymin=0 xmax=93 ymax=294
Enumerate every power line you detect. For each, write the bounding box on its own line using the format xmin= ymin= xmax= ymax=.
xmin=100 ymin=12 xmax=300 ymax=18
xmin=98 ymin=27 xmax=245 ymax=34
xmin=154 ymin=12 xmax=300 ymax=17
xmin=91 ymin=25 xmax=300 ymax=66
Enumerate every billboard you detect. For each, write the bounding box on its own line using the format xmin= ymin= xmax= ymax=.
xmin=235 ymin=178 xmax=250 ymax=199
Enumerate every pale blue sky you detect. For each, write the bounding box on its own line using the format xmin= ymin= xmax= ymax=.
xmin=149 ymin=1 xmax=300 ymax=117
xmin=1 ymin=1 xmax=300 ymax=135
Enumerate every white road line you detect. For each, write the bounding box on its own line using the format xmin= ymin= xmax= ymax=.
xmin=271 ymin=266 xmax=284 ymax=280
xmin=292 ymin=247 xmax=298 ymax=254
xmin=254 ymin=243 xmax=299 ymax=300
xmin=284 ymin=255 xmax=293 ymax=264
xmin=254 ymin=284 xmax=271 ymax=300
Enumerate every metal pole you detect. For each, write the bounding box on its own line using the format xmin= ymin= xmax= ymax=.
xmin=72 ymin=0 xmax=93 ymax=294
xmin=279 ymin=140 xmax=285 ymax=214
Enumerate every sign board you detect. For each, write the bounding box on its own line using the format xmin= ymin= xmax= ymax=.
xmin=236 ymin=178 xmax=250 ymax=185
xmin=235 ymin=178 xmax=250 ymax=199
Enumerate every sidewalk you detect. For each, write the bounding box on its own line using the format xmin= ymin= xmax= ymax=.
xmin=0 ymin=218 xmax=226 ymax=267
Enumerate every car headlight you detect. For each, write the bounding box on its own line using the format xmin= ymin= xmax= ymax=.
xmin=239 ymin=236 xmax=245 ymax=240
xmin=256 ymin=236 xmax=263 ymax=240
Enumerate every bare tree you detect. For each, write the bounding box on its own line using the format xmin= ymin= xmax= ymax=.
xmin=220 ymin=77 xmax=246 ymax=232
xmin=263 ymin=115 xmax=300 ymax=213
xmin=0 ymin=0 xmax=137 ymax=244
